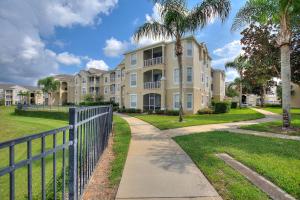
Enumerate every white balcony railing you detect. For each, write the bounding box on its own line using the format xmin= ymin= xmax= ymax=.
xmin=144 ymin=56 xmax=163 ymax=67
xmin=144 ymin=81 xmax=161 ymax=89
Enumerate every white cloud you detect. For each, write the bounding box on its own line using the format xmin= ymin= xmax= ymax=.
xmin=0 ymin=0 xmax=118 ymax=85
xmin=146 ymin=3 xmax=163 ymax=23
xmin=103 ymin=37 xmax=129 ymax=57
xmin=213 ymin=40 xmax=242 ymax=58
xmin=86 ymin=59 xmax=109 ymax=71
xmin=56 ymin=52 xmax=81 ymax=65
xmin=212 ymin=40 xmax=242 ymax=81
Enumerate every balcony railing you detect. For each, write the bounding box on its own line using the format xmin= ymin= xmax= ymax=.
xmin=110 ymin=78 xmax=115 ymax=82
xmin=144 ymin=56 xmax=164 ymax=67
xmin=144 ymin=81 xmax=161 ymax=89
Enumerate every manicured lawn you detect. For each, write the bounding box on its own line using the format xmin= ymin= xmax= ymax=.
xmin=241 ymin=107 xmax=300 ymax=136
xmin=0 ymin=106 xmax=68 ymax=199
xmin=109 ymin=115 xmax=131 ymax=185
xmin=129 ymin=108 xmax=264 ymax=130
xmin=174 ymin=131 xmax=300 ymax=200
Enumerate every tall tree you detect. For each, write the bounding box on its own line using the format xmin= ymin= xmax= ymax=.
xmin=133 ymin=0 xmax=231 ymax=122
xmin=232 ymin=0 xmax=300 ymax=127
xmin=38 ymin=77 xmax=60 ymax=107
xmin=225 ymin=56 xmax=248 ymax=108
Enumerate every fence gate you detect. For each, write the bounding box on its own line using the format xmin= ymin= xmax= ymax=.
xmin=0 ymin=106 xmax=113 ymax=200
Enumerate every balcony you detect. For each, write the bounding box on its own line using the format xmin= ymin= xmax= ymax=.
xmin=143 ymin=46 xmax=164 ymax=67
xmin=144 ymin=81 xmax=161 ymax=89
xmin=144 ymin=57 xmax=164 ymax=67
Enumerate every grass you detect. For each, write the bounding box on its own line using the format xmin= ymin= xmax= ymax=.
xmin=0 ymin=106 xmax=68 ymax=199
xmin=174 ymin=131 xmax=300 ymax=200
xmin=109 ymin=115 xmax=131 ymax=186
xmin=241 ymin=107 xmax=300 ymax=136
xmin=129 ymin=108 xmax=265 ymax=130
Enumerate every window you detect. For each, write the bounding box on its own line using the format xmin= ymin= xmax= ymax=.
xmin=187 ymin=94 xmax=193 ymax=110
xmin=105 ymin=77 xmax=108 ymax=83
xmin=173 ymin=93 xmax=180 ymax=110
xmin=201 ymin=95 xmax=204 ymax=105
xmin=173 ymin=68 xmax=179 ymax=84
xmin=187 ymin=67 xmax=192 ymax=83
xmin=130 ymin=73 xmax=137 ymax=87
xmin=131 ymin=53 xmax=137 ymax=66
xmin=104 ymin=86 xmax=108 ymax=94
xmin=117 ymin=70 xmax=121 ymax=78
xmin=130 ymin=94 xmax=137 ymax=108
xmin=186 ymin=41 xmax=193 ymax=57
xmin=206 ymin=76 xmax=209 ymax=87
xmin=82 ymin=88 xmax=86 ymax=95
xmin=201 ymin=73 xmax=204 ymax=83
xmin=82 ymin=78 xmax=86 ymax=83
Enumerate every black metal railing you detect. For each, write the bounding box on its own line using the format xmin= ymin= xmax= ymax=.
xmin=0 ymin=106 xmax=113 ymax=200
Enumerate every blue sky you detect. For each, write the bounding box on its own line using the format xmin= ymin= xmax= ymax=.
xmin=0 ymin=0 xmax=246 ymax=85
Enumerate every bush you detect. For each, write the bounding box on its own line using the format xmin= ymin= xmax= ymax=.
xmin=0 ymin=99 xmax=4 ymax=106
xmin=118 ymin=108 xmax=142 ymax=113
xmin=231 ymin=102 xmax=238 ymax=109
xmin=80 ymin=101 xmax=119 ymax=111
xmin=214 ymin=101 xmax=231 ymax=114
xmin=265 ymin=103 xmax=281 ymax=108
xmin=165 ymin=110 xmax=180 ymax=116
xmin=155 ymin=110 xmax=166 ymax=115
xmin=197 ymin=108 xmax=214 ymax=115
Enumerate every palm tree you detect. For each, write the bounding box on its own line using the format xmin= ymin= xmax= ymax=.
xmin=38 ymin=77 xmax=60 ymax=107
xmin=134 ymin=0 xmax=231 ymax=122
xmin=232 ymin=0 xmax=300 ymax=127
xmin=225 ymin=56 xmax=248 ymax=108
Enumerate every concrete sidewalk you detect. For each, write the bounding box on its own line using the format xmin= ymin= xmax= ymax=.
xmin=116 ymin=114 xmax=221 ymax=200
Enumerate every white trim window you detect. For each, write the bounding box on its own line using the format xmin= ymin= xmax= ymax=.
xmin=130 ymin=53 xmax=137 ymax=66
xmin=186 ymin=41 xmax=193 ymax=57
xmin=206 ymin=76 xmax=209 ymax=87
xmin=130 ymin=94 xmax=137 ymax=108
xmin=173 ymin=93 xmax=180 ymax=110
xmin=201 ymin=73 xmax=204 ymax=83
xmin=104 ymin=86 xmax=108 ymax=94
xmin=186 ymin=67 xmax=193 ymax=83
xmin=82 ymin=88 xmax=86 ymax=95
xmin=130 ymin=73 xmax=137 ymax=87
xmin=201 ymin=95 xmax=204 ymax=105
xmin=173 ymin=68 xmax=179 ymax=84
xmin=186 ymin=93 xmax=193 ymax=110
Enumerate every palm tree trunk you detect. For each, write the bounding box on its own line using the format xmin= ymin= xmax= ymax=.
xmin=281 ymin=44 xmax=291 ymax=128
xmin=261 ymin=85 xmax=266 ymax=107
xmin=278 ymin=14 xmax=292 ymax=128
xmin=175 ymin=38 xmax=184 ymax=122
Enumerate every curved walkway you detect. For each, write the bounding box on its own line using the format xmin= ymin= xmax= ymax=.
xmin=116 ymin=108 xmax=291 ymax=200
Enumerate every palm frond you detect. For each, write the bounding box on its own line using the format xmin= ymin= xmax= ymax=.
xmin=188 ymin=0 xmax=231 ymax=31
xmin=133 ymin=21 xmax=173 ymax=42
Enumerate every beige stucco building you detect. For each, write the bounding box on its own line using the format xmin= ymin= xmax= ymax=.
xmin=46 ymin=36 xmax=226 ymax=114
xmin=0 ymin=83 xmax=44 ymax=106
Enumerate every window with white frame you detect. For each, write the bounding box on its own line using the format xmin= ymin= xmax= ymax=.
xmin=173 ymin=68 xmax=179 ymax=84
xmin=186 ymin=41 xmax=193 ymax=57
xmin=130 ymin=94 xmax=137 ymax=108
xmin=187 ymin=67 xmax=193 ymax=83
xmin=105 ymin=77 xmax=108 ymax=83
xmin=201 ymin=73 xmax=204 ymax=83
xmin=201 ymin=95 xmax=204 ymax=105
xmin=131 ymin=53 xmax=137 ymax=66
xmin=206 ymin=76 xmax=209 ymax=87
xmin=130 ymin=73 xmax=137 ymax=87
xmin=82 ymin=88 xmax=86 ymax=95
xmin=104 ymin=86 xmax=108 ymax=94
xmin=173 ymin=93 xmax=180 ymax=109
xmin=186 ymin=94 xmax=193 ymax=109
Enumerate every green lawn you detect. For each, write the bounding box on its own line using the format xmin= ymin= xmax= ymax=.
xmin=241 ymin=107 xmax=300 ymax=136
xmin=109 ymin=115 xmax=131 ymax=186
xmin=174 ymin=131 xmax=300 ymax=200
xmin=129 ymin=108 xmax=264 ymax=130
xmin=0 ymin=106 xmax=68 ymax=199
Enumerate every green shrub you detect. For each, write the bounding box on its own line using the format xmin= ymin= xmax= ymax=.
xmin=197 ymin=108 xmax=214 ymax=115
xmin=231 ymin=102 xmax=238 ymax=109
xmin=265 ymin=103 xmax=281 ymax=108
xmin=118 ymin=108 xmax=142 ymax=113
xmin=214 ymin=101 xmax=231 ymax=114
xmin=165 ymin=110 xmax=180 ymax=116
xmin=0 ymin=99 xmax=4 ymax=106
xmin=155 ymin=110 xmax=166 ymax=115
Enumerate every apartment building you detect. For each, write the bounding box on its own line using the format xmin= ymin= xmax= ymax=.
xmin=47 ymin=36 xmax=225 ymax=113
xmin=0 ymin=83 xmax=43 ymax=106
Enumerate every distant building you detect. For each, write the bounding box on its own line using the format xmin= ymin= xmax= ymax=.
xmin=0 ymin=83 xmax=43 ymax=106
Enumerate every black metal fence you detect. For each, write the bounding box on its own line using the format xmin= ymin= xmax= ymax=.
xmin=0 ymin=106 xmax=113 ymax=200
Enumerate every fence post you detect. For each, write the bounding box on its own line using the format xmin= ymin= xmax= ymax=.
xmin=69 ymin=107 xmax=78 ymax=200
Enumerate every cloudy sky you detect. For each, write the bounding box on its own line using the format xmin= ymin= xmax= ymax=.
xmin=0 ymin=0 xmax=246 ymax=86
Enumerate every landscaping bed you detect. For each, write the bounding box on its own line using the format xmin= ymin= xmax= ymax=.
xmin=129 ymin=108 xmax=264 ymax=130
xmin=174 ymin=131 xmax=300 ymax=200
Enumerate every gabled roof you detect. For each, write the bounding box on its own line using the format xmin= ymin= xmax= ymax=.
xmin=0 ymin=83 xmax=39 ymax=91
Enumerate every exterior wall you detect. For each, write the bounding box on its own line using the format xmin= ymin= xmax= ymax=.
xmin=291 ymin=83 xmax=300 ymax=108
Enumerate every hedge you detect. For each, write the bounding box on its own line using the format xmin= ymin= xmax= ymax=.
xmin=214 ymin=101 xmax=231 ymax=114
xmin=231 ymin=102 xmax=238 ymax=109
